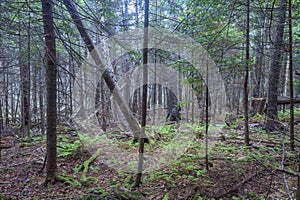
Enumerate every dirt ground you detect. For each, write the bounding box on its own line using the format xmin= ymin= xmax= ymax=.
xmin=0 ymin=124 xmax=299 ymax=200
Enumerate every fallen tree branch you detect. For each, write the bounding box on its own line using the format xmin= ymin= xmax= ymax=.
xmin=215 ymin=169 xmax=264 ymax=199
xmin=280 ymin=132 xmax=294 ymax=200
xmin=274 ymin=168 xmax=300 ymax=177
xmin=0 ymin=161 xmax=31 ymax=169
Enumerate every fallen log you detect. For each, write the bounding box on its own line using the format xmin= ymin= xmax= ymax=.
xmin=277 ymin=96 xmax=300 ymax=104
xmin=252 ymin=96 xmax=300 ymax=105
xmin=251 ymin=96 xmax=300 ymax=114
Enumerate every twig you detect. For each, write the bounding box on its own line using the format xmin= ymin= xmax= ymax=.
xmin=215 ymin=169 xmax=264 ymax=198
xmin=252 ymin=152 xmax=300 ymax=177
xmin=281 ymin=132 xmax=293 ymax=200
xmin=265 ymin=172 xmax=274 ymax=199
xmin=0 ymin=161 xmax=31 ymax=169
xmin=275 ymin=168 xmax=300 ymax=177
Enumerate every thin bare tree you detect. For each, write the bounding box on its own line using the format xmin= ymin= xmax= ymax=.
xmin=288 ymin=0 xmax=294 ymax=151
xmin=134 ymin=0 xmax=149 ymax=187
xmin=63 ymin=0 xmax=142 ymax=141
xmin=244 ymin=0 xmax=250 ymax=146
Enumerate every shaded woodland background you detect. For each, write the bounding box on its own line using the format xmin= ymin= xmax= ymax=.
xmin=1 ymin=0 xmax=300 ymax=199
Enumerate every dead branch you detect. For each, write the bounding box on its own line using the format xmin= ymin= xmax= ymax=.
xmin=0 ymin=161 xmax=31 ymax=169
xmin=215 ymin=169 xmax=265 ymax=199
xmin=275 ymin=168 xmax=300 ymax=177
xmin=281 ymin=132 xmax=293 ymax=200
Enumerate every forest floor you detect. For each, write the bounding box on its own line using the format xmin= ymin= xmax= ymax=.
xmin=0 ymin=113 xmax=299 ymax=200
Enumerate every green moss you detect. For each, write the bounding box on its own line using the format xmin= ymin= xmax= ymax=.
xmin=57 ymin=173 xmax=81 ymax=187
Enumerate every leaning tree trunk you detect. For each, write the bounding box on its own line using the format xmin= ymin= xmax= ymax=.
xmin=63 ymin=0 xmax=142 ymax=141
xmin=266 ymin=0 xmax=287 ymax=130
xmin=42 ymin=0 xmax=57 ymax=183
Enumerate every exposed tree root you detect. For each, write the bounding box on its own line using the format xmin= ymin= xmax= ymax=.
xmin=76 ymin=148 xmax=101 ymax=184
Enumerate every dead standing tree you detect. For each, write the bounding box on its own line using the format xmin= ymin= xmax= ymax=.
xmin=63 ymin=0 xmax=146 ymax=142
xmin=134 ymin=0 xmax=149 ymax=187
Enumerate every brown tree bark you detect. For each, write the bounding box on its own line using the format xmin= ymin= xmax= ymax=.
xmin=42 ymin=0 xmax=57 ymax=183
xmin=244 ymin=0 xmax=250 ymax=146
xmin=288 ymin=0 xmax=294 ymax=151
xmin=18 ymin=18 xmax=30 ymax=137
xmin=266 ymin=0 xmax=287 ymax=130
xmin=39 ymin=66 xmax=45 ymax=134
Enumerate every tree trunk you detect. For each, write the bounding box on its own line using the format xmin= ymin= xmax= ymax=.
xmin=297 ymin=155 xmax=300 ymax=200
xmin=266 ymin=0 xmax=287 ymax=130
xmin=124 ymin=0 xmax=129 ymax=31
xmin=260 ymin=0 xmax=270 ymax=98
xmin=10 ymin=67 xmax=15 ymax=124
xmin=288 ymin=0 xmax=294 ymax=151
xmin=26 ymin=10 xmax=31 ymax=135
xmin=32 ymin=65 xmax=38 ymax=123
xmin=18 ymin=17 xmax=30 ymax=136
xmin=0 ymin=99 xmax=3 ymax=160
xmin=135 ymin=0 xmax=139 ymax=27
xmin=42 ymin=0 xmax=57 ymax=183
xmin=100 ymin=77 xmax=107 ymax=131
xmin=244 ymin=0 xmax=250 ymax=146
xmin=158 ymin=84 xmax=162 ymax=119
xmin=39 ymin=66 xmax=45 ymax=134
xmin=134 ymin=0 xmax=149 ymax=187
xmin=3 ymin=65 xmax=9 ymax=127
xmin=252 ymin=33 xmax=262 ymax=99
xmin=69 ymin=57 xmax=74 ymax=116
xmin=63 ymin=0 xmax=142 ymax=141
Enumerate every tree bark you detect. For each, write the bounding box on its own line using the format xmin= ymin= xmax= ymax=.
xmin=244 ymin=0 xmax=250 ymax=146
xmin=39 ymin=66 xmax=45 ymax=134
xmin=134 ymin=0 xmax=149 ymax=187
xmin=63 ymin=0 xmax=142 ymax=140
xmin=0 ymin=100 xmax=2 ymax=160
xmin=252 ymin=33 xmax=262 ymax=99
xmin=18 ymin=18 xmax=30 ymax=136
xmin=26 ymin=9 xmax=31 ymax=135
xmin=32 ymin=65 xmax=37 ymax=123
xmin=297 ymin=155 xmax=300 ymax=200
xmin=3 ymin=65 xmax=9 ymax=127
xmin=288 ymin=0 xmax=294 ymax=150
xmin=42 ymin=0 xmax=57 ymax=183
xmin=266 ymin=0 xmax=287 ymax=130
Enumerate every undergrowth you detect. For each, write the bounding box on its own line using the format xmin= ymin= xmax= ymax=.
xmin=20 ymin=116 xmax=299 ymax=199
